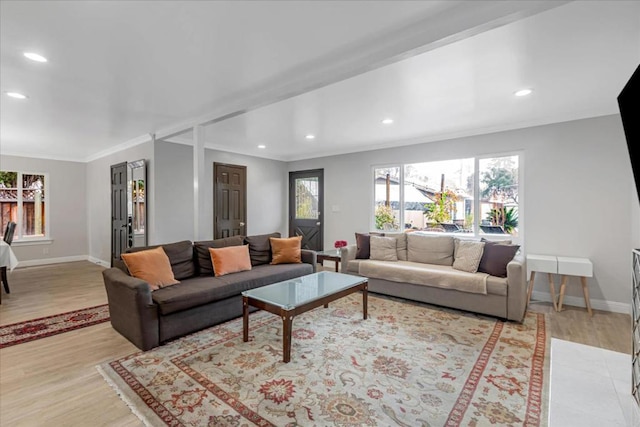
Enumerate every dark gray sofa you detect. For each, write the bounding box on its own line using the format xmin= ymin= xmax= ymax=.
xmin=102 ymin=233 xmax=316 ymax=350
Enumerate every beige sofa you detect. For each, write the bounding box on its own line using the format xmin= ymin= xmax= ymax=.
xmin=340 ymin=233 xmax=527 ymax=321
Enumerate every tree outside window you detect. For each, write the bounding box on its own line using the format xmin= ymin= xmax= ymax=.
xmin=479 ymin=156 xmax=519 ymax=235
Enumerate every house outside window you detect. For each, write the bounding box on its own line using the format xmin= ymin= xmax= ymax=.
xmin=0 ymin=171 xmax=48 ymax=241
xmin=373 ymin=154 xmax=519 ymax=237
xmin=373 ymin=166 xmax=401 ymax=230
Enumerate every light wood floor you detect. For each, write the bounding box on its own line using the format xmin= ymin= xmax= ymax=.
xmin=0 ymin=261 xmax=631 ymax=426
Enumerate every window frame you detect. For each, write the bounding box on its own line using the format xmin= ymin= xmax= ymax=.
xmin=0 ymin=170 xmax=51 ymax=244
xmin=371 ymin=151 xmax=522 ymax=243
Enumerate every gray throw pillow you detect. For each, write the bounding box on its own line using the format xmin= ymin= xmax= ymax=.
xmin=244 ymin=232 xmax=281 ymax=266
xmin=370 ymin=236 xmax=398 ymax=261
xmin=452 ymin=240 xmax=486 ymax=273
xmin=478 ymin=242 xmax=520 ymax=277
xmin=355 ymin=233 xmax=370 ymax=259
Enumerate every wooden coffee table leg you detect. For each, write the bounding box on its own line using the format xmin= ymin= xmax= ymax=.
xmin=242 ymin=296 xmax=249 ymax=342
xmin=282 ymin=314 xmax=293 ymax=363
xmin=363 ymin=282 xmax=368 ymax=320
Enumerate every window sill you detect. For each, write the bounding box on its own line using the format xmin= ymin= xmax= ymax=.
xmin=12 ymin=239 xmax=53 ymax=247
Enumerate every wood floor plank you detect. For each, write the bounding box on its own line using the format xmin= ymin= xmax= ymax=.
xmin=0 ymin=261 xmax=632 ymax=426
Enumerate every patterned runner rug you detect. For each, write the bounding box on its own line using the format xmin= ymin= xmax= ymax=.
xmin=0 ymin=304 xmax=110 ymax=348
xmin=98 ymin=295 xmax=549 ymax=426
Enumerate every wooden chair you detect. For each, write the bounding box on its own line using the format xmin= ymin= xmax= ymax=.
xmin=2 ymin=221 xmax=16 ymax=294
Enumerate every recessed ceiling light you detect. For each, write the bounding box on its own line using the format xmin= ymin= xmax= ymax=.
xmin=24 ymin=52 xmax=48 ymax=62
xmin=514 ymin=88 xmax=533 ymax=97
xmin=5 ymin=92 xmax=28 ymax=99
xmin=382 ymin=118 xmax=394 ymax=125
xmin=257 ymin=144 xmax=266 ymax=149
xmin=305 ymin=134 xmax=315 ymax=140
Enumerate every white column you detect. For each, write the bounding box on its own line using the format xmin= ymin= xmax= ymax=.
xmin=193 ymin=125 xmax=206 ymax=241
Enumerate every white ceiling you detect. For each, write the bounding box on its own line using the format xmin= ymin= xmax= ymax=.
xmin=1 ymin=1 xmax=638 ymax=163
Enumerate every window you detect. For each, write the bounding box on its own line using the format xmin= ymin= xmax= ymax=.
xmin=372 ymin=154 xmax=519 ymax=237
xmin=404 ymin=159 xmax=474 ymax=232
xmin=294 ymin=177 xmax=319 ymax=220
xmin=479 ymin=156 xmax=519 ymax=236
xmin=0 ymin=171 xmax=48 ymax=241
xmin=373 ymin=167 xmax=400 ymax=230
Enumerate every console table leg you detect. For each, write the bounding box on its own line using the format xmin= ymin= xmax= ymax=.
xmin=548 ymin=273 xmax=558 ymax=311
xmin=558 ymin=275 xmax=568 ymax=312
xmin=282 ymin=315 xmax=293 ymax=363
xmin=581 ymin=276 xmax=593 ymax=316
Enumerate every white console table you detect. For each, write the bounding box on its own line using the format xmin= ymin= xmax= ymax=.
xmin=526 ymin=254 xmax=593 ymax=316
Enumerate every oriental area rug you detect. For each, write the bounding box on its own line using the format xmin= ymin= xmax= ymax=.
xmin=98 ymin=295 xmax=549 ymax=427
xmin=0 ymin=304 xmax=110 ymax=348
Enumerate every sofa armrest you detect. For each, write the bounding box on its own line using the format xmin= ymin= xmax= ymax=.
xmin=301 ymin=249 xmax=317 ymax=272
xmin=506 ymin=252 xmax=527 ymax=322
xmin=102 ymin=267 xmax=160 ymax=350
xmin=340 ymin=244 xmax=357 ymax=273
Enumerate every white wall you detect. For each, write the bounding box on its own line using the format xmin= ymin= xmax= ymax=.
xmin=153 ymin=141 xmax=194 ymax=244
xmin=0 ymin=155 xmax=88 ymax=263
xmin=288 ymin=115 xmax=637 ymax=308
xmin=85 ymin=142 xmax=153 ymax=265
xmin=205 ymin=149 xmax=288 ymax=237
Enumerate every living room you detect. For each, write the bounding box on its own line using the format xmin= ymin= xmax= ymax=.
xmin=1 ymin=1 xmax=639 ymax=426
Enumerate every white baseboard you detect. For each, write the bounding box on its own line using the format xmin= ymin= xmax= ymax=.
xmin=531 ymin=290 xmax=630 ymax=315
xmin=15 ymin=255 xmax=110 ymax=269
xmin=17 ymin=255 xmax=89 ymax=268
xmin=88 ymin=257 xmax=111 ymax=268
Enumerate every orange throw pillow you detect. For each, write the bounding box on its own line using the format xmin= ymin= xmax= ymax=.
xmin=121 ymin=246 xmax=179 ymax=291
xmin=209 ymin=245 xmax=252 ymax=277
xmin=270 ymin=236 xmax=302 ymax=265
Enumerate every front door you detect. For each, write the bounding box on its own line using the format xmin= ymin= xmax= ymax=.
xmin=289 ymin=169 xmax=324 ymax=250
xmin=214 ymin=163 xmax=247 ymax=238
xmin=110 ymin=162 xmax=128 ymax=267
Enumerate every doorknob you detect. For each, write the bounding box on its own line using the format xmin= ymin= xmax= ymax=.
xmin=240 ymin=222 xmax=245 ymax=227
xmin=316 ymin=222 xmax=321 ymax=226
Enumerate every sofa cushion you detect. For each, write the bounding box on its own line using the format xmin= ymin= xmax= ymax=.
xmin=270 ymin=236 xmax=302 ymax=264
xmin=478 ymin=242 xmax=520 ymax=278
xmin=370 ymin=236 xmax=398 ymax=261
xmin=453 ymin=240 xmax=485 ymax=273
xmin=209 ymin=245 xmax=252 ymax=277
xmin=407 ymin=234 xmax=454 ymax=266
xmin=121 ymin=247 xmax=179 ymax=290
xmin=194 ymin=236 xmax=245 ymax=276
xmin=245 ymin=232 xmax=281 ymax=266
xmin=358 ymin=260 xmax=488 ymax=294
xmin=355 ymin=233 xmax=371 ymax=259
xmin=125 ymin=240 xmax=196 ymax=280
xmin=151 ymin=263 xmax=313 ymax=315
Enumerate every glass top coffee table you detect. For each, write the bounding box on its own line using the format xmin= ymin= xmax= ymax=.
xmin=242 ymin=271 xmax=368 ymax=363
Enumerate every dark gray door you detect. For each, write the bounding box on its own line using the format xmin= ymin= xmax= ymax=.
xmin=214 ymin=163 xmax=247 ymax=238
xmin=289 ymin=169 xmax=323 ymax=250
xmin=111 ymin=162 xmax=128 ymax=267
